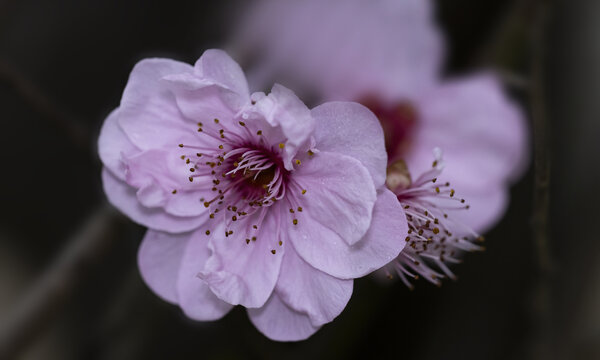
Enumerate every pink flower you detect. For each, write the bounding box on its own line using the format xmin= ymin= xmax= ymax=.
xmin=98 ymin=49 xmax=407 ymax=340
xmin=234 ymin=0 xmax=528 ymax=284
xmin=384 ymin=149 xmax=485 ymax=288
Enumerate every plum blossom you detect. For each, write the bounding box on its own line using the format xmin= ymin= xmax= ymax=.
xmin=233 ymin=0 xmax=528 ymax=285
xmin=384 ymin=149 xmax=484 ymax=288
xmin=98 ymin=49 xmax=407 ymax=340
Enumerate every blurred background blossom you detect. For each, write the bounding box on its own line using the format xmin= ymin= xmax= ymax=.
xmin=0 ymin=0 xmax=598 ymax=359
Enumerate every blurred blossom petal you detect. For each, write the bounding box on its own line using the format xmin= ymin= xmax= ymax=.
xmin=233 ymin=0 xmax=529 ymax=287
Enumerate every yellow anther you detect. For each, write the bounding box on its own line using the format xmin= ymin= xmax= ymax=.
xmin=302 ymin=189 xmax=307 ymax=195
xmin=278 ymin=143 xmax=285 ymax=149
xmin=171 ymin=189 xmax=177 ymax=194
xmin=293 ymin=219 xmax=298 ymax=225
xmin=271 ymin=250 xmax=276 ymax=254
xmin=214 ymin=118 xmax=219 ymax=124
xmin=205 ymin=230 xmax=210 ymax=235
xmin=295 ymin=159 xmax=301 ymax=165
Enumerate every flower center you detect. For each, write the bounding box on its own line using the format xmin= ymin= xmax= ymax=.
xmin=360 ymin=98 xmax=418 ymax=161
xmin=174 ymin=117 xmax=308 ymax=254
xmin=385 ymin=152 xmax=484 ymax=289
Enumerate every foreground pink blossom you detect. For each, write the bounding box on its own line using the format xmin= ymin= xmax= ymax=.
xmin=234 ymin=0 xmax=528 ymax=285
xmin=98 ymin=49 xmax=407 ymax=340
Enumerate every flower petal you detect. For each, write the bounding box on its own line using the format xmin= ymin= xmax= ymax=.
xmin=408 ymin=74 xmax=529 ymax=190
xmin=250 ymin=84 xmax=315 ymax=170
xmin=176 ymin=229 xmax=234 ymax=321
xmin=199 ymin=207 xmax=284 ymax=308
xmin=311 ymin=101 xmax=387 ymax=188
xmin=118 ymin=58 xmax=198 ymax=151
xmin=247 ymin=293 xmax=320 ymax=342
xmin=290 ymin=187 xmax=407 ymax=279
xmin=193 ymin=49 xmax=250 ymax=107
xmin=138 ymin=229 xmax=190 ymax=304
xmin=98 ymin=108 xmax=139 ymax=181
xmin=276 ymin=245 xmax=353 ymax=327
xmin=234 ymin=0 xmax=443 ymax=101
xmin=102 ymin=169 xmax=207 ymax=233
xmin=124 ymin=149 xmax=213 ymax=217
xmin=445 ymin=185 xmax=508 ymax=234
xmin=292 ymin=151 xmax=376 ymax=247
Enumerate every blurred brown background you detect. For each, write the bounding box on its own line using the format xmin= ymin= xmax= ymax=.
xmin=0 ymin=0 xmax=597 ymax=359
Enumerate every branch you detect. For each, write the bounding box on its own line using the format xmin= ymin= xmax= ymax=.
xmin=0 ymin=205 xmax=125 ymax=359
xmin=0 ymin=60 xmax=89 ymax=149
xmin=529 ymin=0 xmax=553 ymax=358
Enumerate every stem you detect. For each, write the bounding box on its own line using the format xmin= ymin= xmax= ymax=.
xmin=530 ymin=0 xmax=553 ymax=358
xmin=0 ymin=205 xmax=124 ymax=359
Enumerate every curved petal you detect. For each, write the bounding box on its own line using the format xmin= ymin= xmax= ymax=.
xmin=138 ymin=229 xmax=191 ymax=304
xmin=311 ymin=101 xmax=387 ymax=188
xmin=98 ymin=108 xmax=139 ymax=180
xmin=233 ymin=0 xmax=443 ymax=101
xmin=199 ymin=207 xmax=284 ymax=308
xmin=124 ymin=149 xmax=214 ymax=217
xmin=193 ymin=49 xmax=250 ymax=108
xmin=292 ymin=151 xmax=376 ymax=247
xmin=276 ymin=246 xmax=353 ymax=327
xmin=177 ymin=229 xmax=234 ymax=321
xmin=250 ymin=84 xmax=315 ymax=170
xmin=408 ymin=74 xmax=529 ymax=191
xmin=118 ymin=58 xmax=199 ymax=151
xmin=290 ymin=187 xmax=407 ymax=279
xmin=102 ymin=169 xmax=207 ymax=233
xmin=444 ymin=185 xmax=508 ymax=234
xmin=247 ymin=293 xmax=320 ymax=342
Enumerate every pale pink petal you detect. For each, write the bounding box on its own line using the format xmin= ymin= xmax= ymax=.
xmin=292 ymin=151 xmax=376 ymax=247
xmin=247 ymin=293 xmax=320 ymax=342
xmin=124 ymin=149 xmax=213 ymax=217
xmin=408 ymin=74 xmax=528 ymax=191
xmin=250 ymin=84 xmax=315 ymax=170
xmin=176 ymin=229 xmax=234 ymax=321
xmin=276 ymin=246 xmax=353 ymax=327
xmin=98 ymin=108 xmax=139 ymax=181
xmin=193 ymin=49 xmax=250 ymax=105
xmin=199 ymin=208 xmax=283 ymax=308
xmin=234 ymin=0 xmax=443 ymax=102
xmin=118 ymin=58 xmax=199 ymax=151
xmin=290 ymin=188 xmax=406 ymax=279
xmin=311 ymin=101 xmax=387 ymax=188
xmin=446 ymin=185 xmax=508 ymax=234
xmin=138 ymin=229 xmax=191 ymax=304
xmin=102 ymin=169 xmax=207 ymax=233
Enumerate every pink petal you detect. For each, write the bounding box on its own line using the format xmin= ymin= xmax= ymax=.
xmin=98 ymin=108 xmax=139 ymax=181
xmin=292 ymin=151 xmax=376 ymax=247
xmin=234 ymin=0 xmax=443 ymax=102
xmin=176 ymin=229 xmax=234 ymax=321
xmin=408 ymin=74 xmax=528 ymax=191
xmin=250 ymin=84 xmax=315 ymax=170
xmin=247 ymin=293 xmax=320 ymax=342
xmin=199 ymin=209 xmax=284 ymax=308
xmin=291 ymin=187 xmax=407 ymax=279
xmin=118 ymin=58 xmax=199 ymax=151
xmin=138 ymin=229 xmax=191 ymax=304
xmin=276 ymin=245 xmax=353 ymax=327
xmin=193 ymin=49 xmax=250 ymax=105
xmin=311 ymin=101 xmax=387 ymax=188
xmin=124 ymin=149 xmax=213 ymax=217
xmin=102 ymin=169 xmax=207 ymax=233
xmin=446 ymin=185 xmax=508 ymax=234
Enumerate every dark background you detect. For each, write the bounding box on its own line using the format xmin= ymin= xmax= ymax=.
xmin=0 ymin=0 xmax=597 ymax=359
